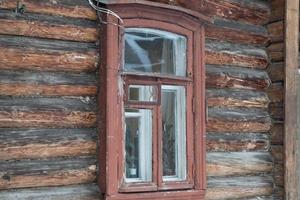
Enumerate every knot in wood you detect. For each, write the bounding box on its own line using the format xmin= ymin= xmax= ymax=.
xmin=2 ymin=173 xmax=11 ymax=181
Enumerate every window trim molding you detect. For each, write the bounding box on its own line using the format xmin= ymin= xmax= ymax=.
xmin=98 ymin=2 xmax=208 ymax=200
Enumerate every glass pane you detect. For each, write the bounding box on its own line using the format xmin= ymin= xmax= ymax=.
xmin=125 ymin=108 xmax=152 ymax=183
xmin=124 ymin=28 xmax=187 ymax=76
xmin=162 ymin=85 xmax=186 ymax=181
xmin=128 ymin=85 xmax=158 ymax=102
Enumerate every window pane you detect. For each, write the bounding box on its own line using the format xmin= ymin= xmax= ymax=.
xmin=125 ymin=108 xmax=152 ymax=183
xmin=162 ymin=85 xmax=186 ymax=181
xmin=128 ymin=85 xmax=158 ymax=102
xmin=124 ymin=28 xmax=187 ymax=76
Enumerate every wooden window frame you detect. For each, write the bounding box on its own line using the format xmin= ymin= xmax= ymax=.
xmin=98 ymin=1 xmax=211 ymax=200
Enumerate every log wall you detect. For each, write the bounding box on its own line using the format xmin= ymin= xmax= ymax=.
xmin=0 ymin=0 xmax=275 ymax=199
xmin=267 ymin=0 xmax=285 ymax=199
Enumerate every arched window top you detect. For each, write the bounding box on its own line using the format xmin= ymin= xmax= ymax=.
xmin=98 ymin=0 xmax=212 ymax=27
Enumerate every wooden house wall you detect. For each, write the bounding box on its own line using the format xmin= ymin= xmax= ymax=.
xmin=0 ymin=0 xmax=275 ymax=199
xmin=267 ymin=0 xmax=285 ymax=199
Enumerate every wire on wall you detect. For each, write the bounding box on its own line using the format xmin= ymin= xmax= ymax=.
xmin=87 ymin=0 xmax=124 ymax=28
xmin=87 ymin=0 xmax=126 ymax=74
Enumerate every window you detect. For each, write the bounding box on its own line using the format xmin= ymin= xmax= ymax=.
xmin=98 ymin=1 xmax=209 ymax=200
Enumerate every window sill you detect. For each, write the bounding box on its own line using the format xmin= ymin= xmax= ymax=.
xmin=105 ymin=190 xmax=205 ymax=200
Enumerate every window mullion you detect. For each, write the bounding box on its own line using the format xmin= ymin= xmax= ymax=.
xmin=156 ymin=99 xmax=163 ymax=188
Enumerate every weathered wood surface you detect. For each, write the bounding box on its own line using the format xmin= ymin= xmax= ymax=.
xmin=0 ymin=184 xmax=100 ymax=200
xmin=206 ymin=176 xmax=273 ymax=200
xmin=267 ymin=42 xmax=284 ymax=62
xmin=0 ymin=152 xmax=272 ymax=190
xmin=0 ymin=84 xmax=97 ymax=97
xmin=284 ymin=0 xmax=299 ymax=198
xmin=0 ymin=176 xmax=273 ymax=200
xmin=0 ymin=0 xmax=270 ymax=25
xmin=274 ymin=186 xmax=284 ymax=199
xmin=206 ymin=19 xmax=269 ymax=46
xmin=267 ymin=62 xmax=284 ymax=82
xmin=206 ymin=40 xmax=269 ymax=69
xmin=0 ymin=35 xmax=98 ymax=72
xmin=0 ymin=110 xmax=96 ymax=128
xmin=207 ymin=133 xmax=270 ymax=152
xmin=271 ymin=123 xmax=283 ymax=145
xmin=269 ymin=103 xmax=283 ymax=121
xmin=267 ymin=83 xmax=284 ymax=103
xmin=0 ymin=9 xmax=270 ymax=46
xmin=207 ymin=152 xmax=272 ymax=176
xmin=0 ymin=128 xmax=96 ymax=160
xmin=151 ymin=0 xmax=270 ymax=25
xmin=0 ymin=0 xmax=97 ymax=20
xmin=271 ymin=145 xmax=284 ymax=164
xmin=0 ymin=70 xmax=97 ymax=97
xmin=207 ymin=108 xmax=271 ymax=133
xmin=274 ymin=164 xmax=284 ymax=187
xmin=270 ymin=0 xmax=284 ymax=22
xmin=267 ymin=21 xmax=284 ymax=43
xmin=206 ymin=65 xmax=270 ymax=90
xmin=0 ymin=156 xmax=97 ymax=189
xmin=207 ymin=89 xmax=269 ymax=108
xmin=0 ymin=10 xmax=97 ymax=42
xmin=0 ymin=97 xmax=97 ymax=127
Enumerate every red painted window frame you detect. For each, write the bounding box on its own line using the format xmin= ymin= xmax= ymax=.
xmin=98 ymin=1 xmax=209 ymax=200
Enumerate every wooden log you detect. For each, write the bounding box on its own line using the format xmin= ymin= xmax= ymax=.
xmin=0 ymin=84 xmax=97 ymax=97
xmin=0 ymin=35 xmax=98 ymax=72
xmin=0 ymin=110 xmax=96 ymax=128
xmin=0 ymin=157 xmax=96 ymax=190
xmin=0 ymin=128 xmax=97 ymax=160
xmin=0 ymin=184 xmax=100 ymax=200
xmin=207 ymin=107 xmax=271 ymax=133
xmin=0 ymin=97 xmax=96 ymax=111
xmin=0 ymin=35 xmax=96 ymax=52
xmin=206 ymin=40 xmax=269 ymax=69
xmin=0 ymin=10 xmax=98 ymax=42
xmin=269 ymin=103 xmax=284 ymax=121
xmin=271 ymin=145 xmax=283 ymax=164
xmin=267 ymin=62 xmax=284 ymax=82
xmin=206 ymin=176 xmax=273 ymax=200
xmin=267 ymin=21 xmax=284 ymax=43
xmin=274 ymin=186 xmax=284 ymax=199
xmin=267 ymin=42 xmax=284 ymax=62
xmin=271 ymin=123 xmax=283 ymax=145
xmin=206 ymin=19 xmax=270 ymax=46
xmin=0 ymin=0 xmax=97 ymax=20
xmin=207 ymin=152 xmax=272 ymax=176
xmin=0 ymin=70 xmax=97 ymax=85
xmin=207 ymin=133 xmax=270 ymax=152
xmin=206 ymin=89 xmax=269 ymax=108
xmin=274 ymin=164 xmax=284 ymax=187
xmin=206 ymin=65 xmax=271 ymax=90
xmin=270 ymin=0 xmax=284 ymax=22
xmin=0 ymin=71 xmax=97 ymax=97
xmin=267 ymin=83 xmax=284 ymax=103
xmin=150 ymin=0 xmax=270 ymax=25
xmin=0 ymin=47 xmax=97 ymax=72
